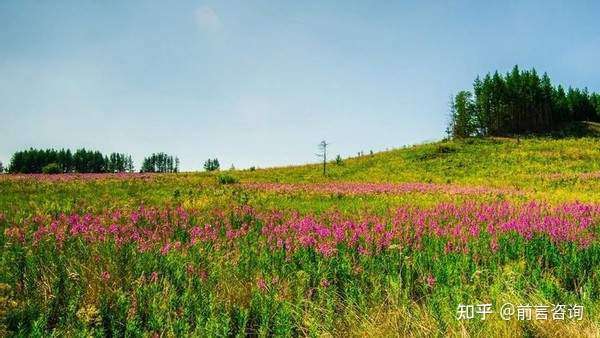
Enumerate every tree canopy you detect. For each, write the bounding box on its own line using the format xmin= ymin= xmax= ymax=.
xmin=203 ymin=158 xmax=220 ymax=172
xmin=8 ymin=148 xmax=134 ymax=174
xmin=448 ymin=66 xmax=600 ymax=138
xmin=140 ymin=153 xmax=179 ymax=173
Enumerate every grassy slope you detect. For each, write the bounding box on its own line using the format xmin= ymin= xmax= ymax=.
xmin=1 ymin=131 xmax=600 ymax=336
xmin=234 ymin=135 xmax=600 ymax=202
xmin=239 ymin=135 xmax=599 ymax=184
xmin=0 ymin=137 xmax=600 ymax=211
xmin=2 ymin=134 xmax=599 ymax=215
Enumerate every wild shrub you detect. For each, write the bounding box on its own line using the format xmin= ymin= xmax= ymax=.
xmin=42 ymin=163 xmax=61 ymax=174
xmin=414 ymin=144 xmax=457 ymax=161
xmin=218 ymin=174 xmax=239 ymax=185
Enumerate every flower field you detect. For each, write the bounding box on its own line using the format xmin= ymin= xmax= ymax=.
xmin=1 ymin=137 xmax=600 ymax=336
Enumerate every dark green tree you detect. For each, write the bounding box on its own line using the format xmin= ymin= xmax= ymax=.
xmin=8 ymin=148 xmax=133 ymax=174
xmin=140 ymin=153 xmax=178 ymax=173
xmin=449 ymin=91 xmax=476 ymax=138
xmin=447 ymin=65 xmax=600 ymax=138
xmin=203 ymin=158 xmax=220 ymax=172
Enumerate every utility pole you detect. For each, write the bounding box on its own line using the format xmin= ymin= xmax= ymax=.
xmin=316 ymin=140 xmax=329 ymax=176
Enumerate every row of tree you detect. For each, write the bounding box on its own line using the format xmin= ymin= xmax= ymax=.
xmin=140 ymin=153 xmax=179 ymax=173
xmin=4 ymin=149 xmax=227 ymax=174
xmin=203 ymin=158 xmax=220 ymax=171
xmin=449 ymin=65 xmax=600 ymax=137
xmin=7 ymin=148 xmax=135 ymax=174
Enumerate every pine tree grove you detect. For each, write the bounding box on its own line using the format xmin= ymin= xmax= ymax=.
xmin=449 ymin=66 xmax=600 ymax=138
xmin=8 ymin=148 xmax=135 ymax=174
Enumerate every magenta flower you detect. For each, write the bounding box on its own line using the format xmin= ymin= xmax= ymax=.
xmin=490 ymin=238 xmax=499 ymax=253
xmin=256 ymin=277 xmax=267 ymax=291
xmin=101 ymin=271 xmax=110 ymax=281
xmin=427 ymin=274 xmax=436 ymax=288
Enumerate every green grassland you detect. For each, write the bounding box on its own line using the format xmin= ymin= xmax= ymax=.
xmin=240 ymin=136 xmax=600 ymax=196
xmin=1 ymin=131 xmax=600 ymax=337
xmin=3 ymin=134 xmax=599 ymax=212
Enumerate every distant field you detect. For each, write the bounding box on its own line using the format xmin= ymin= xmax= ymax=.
xmin=1 ymin=135 xmax=600 ymax=336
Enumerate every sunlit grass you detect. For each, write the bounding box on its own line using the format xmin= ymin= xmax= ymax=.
xmin=1 ymin=136 xmax=599 ymax=336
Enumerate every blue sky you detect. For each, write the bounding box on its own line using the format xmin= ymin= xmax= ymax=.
xmin=1 ymin=1 xmax=599 ymax=171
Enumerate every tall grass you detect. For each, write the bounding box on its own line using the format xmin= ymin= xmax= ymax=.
xmin=1 ymin=136 xmax=599 ymax=336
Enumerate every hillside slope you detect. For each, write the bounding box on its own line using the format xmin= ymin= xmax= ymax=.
xmin=1 ymin=129 xmax=600 ymax=337
xmin=239 ymin=137 xmax=598 ymax=183
xmin=235 ymin=134 xmax=600 ymax=202
xmin=2 ymin=133 xmax=599 ymax=211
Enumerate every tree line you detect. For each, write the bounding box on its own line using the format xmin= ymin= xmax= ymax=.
xmin=7 ymin=148 xmax=135 ymax=174
xmin=449 ymin=65 xmax=600 ymax=138
xmin=140 ymin=153 xmax=179 ymax=173
xmin=203 ymin=158 xmax=220 ymax=171
xmin=5 ymin=149 xmax=227 ymax=174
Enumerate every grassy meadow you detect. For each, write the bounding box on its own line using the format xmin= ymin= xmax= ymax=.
xmin=1 ymin=135 xmax=600 ymax=337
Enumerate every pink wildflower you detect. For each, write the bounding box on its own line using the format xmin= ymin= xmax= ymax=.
xmin=101 ymin=271 xmax=111 ymax=281
xmin=490 ymin=238 xmax=499 ymax=253
xmin=256 ymin=277 xmax=267 ymax=291
xmin=427 ymin=274 xmax=436 ymax=288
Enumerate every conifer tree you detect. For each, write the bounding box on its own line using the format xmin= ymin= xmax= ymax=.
xmin=448 ymin=65 xmax=600 ymax=138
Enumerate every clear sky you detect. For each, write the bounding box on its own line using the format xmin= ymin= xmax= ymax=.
xmin=1 ymin=1 xmax=599 ymax=171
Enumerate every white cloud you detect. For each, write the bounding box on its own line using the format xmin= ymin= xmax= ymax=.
xmin=195 ymin=6 xmax=222 ymax=32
